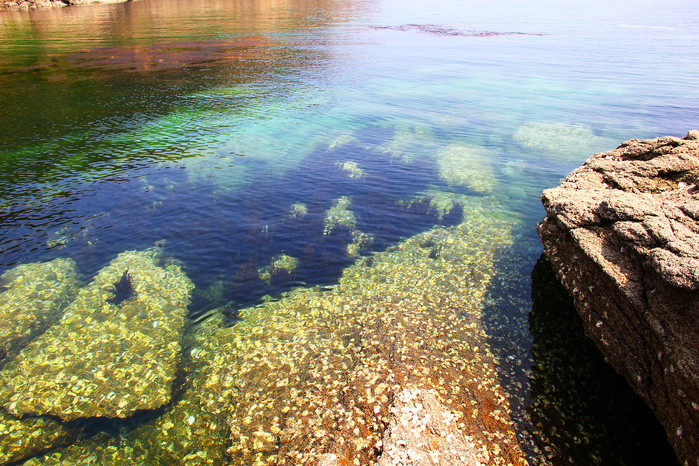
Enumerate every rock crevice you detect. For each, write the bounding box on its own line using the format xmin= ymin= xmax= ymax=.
xmin=538 ymin=131 xmax=699 ymax=464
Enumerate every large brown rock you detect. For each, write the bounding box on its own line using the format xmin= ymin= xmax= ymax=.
xmin=538 ymin=130 xmax=699 ymax=464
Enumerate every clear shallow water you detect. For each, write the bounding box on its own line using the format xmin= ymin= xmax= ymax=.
xmin=0 ymin=0 xmax=697 ymax=463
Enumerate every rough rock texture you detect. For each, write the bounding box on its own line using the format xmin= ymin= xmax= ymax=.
xmin=538 ymin=130 xmax=699 ymax=464
xmin=376 ymin=388 xmax=484 ymax=465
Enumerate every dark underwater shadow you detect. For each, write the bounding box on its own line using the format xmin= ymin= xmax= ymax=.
xmin=525 ymin=254 xmax=677 ymax=465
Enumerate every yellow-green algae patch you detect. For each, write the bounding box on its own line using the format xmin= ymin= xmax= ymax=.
xmin=323 ymin=196 xmax=357 ymax=235
xmin=287 ymin=202 xmax=308 ymax=219
xmin=336 ymin=161 xmax=365 ymax=179
xmin=513 ymin=122 xmax=614 ymax=162
xmin=375 ymin=122 xmax=438 ymax=164
xmin=437 ymin=144 xmax=497 ymax=195
xmin=20 ymin=198 xmax=529 ymax=465
xmin=403 ymin=187 xmax=472 ymax=220
xmin=0 ymin=258 xmax=80 ymax=362
xmin=0 ymin=249 xmax=194 ymax=421
xmin=195 ymin=196 xmax=528 ymax=465
xmin=258 ymin=254 xmax=300 ymax=284
xmin=0 ymin=411 xmax=79 ymax=465
xmin=25 ymin=313 xmax=230 ymax=465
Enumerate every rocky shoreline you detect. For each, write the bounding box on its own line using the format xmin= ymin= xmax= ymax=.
xmin=538 ymin=131 xmax=699 ymax=464
xmin=1 ymin=0 xmax=127 ymax=9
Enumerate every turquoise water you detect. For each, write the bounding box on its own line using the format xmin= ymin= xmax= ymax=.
xmin=0 ymin=0 xmax=697 ymax=463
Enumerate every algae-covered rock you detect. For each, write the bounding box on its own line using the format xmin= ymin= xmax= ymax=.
xmin=0 ymin=258 xmax=80 ymax=362
xmin=436 ymin=144 xmax=497 ymax=195
xmin=405 ymin=187 xmax=472 ymax=220
xmin=346 ymin=230 xmax=373 ymax=257
xmin=336 ymin=161 xmax=365 ymax=179
xmin=323 ymin=196 xmax=357 ymax=235
xmin=0 ymin=410 xmax=79 ymax=465
xmin=376 ymin=122 xmax=438 ymax=163
xmin=258 ymin=254 xmax=299 ymax=284
xmin=287 ymin=202 xmax=308 ymax=219
xmin=194 ymin=196 xmax=528 ymax=465
xmin=0 ymin=249 xmax=194 ymax=421
xmin=28 ymin=312 xmax=230 ymax=465
xmin=513 ymin=122 xmax=614 ymax=162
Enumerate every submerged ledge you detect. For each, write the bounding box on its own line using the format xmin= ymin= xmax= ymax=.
xmin=538 ymin=130 xmax=699 ymax=464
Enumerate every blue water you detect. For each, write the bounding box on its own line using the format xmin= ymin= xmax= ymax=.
xmin=0 ymin=0 xmax=697 ymax=462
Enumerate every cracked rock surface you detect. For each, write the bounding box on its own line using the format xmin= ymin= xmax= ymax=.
xmin=538 ymin=130 xmax=699 ymax=464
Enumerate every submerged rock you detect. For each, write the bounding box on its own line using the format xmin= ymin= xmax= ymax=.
xmin=514 ymin=122 xmax=614 ymax=162
xmin=0 ymin=258 xmax=80 ymax=363
xmin=28 ymin=312 xmax=230 ymax=465
xmin=436 ymin=144 xmax=497 ymax=195
xmin=323 ymin=196 xmax=357 ymax=235
xmin=0 ymin=249 xmax=194 ymax=421
xmin=258 ymin=254 xmax=300 ymax=284
xmin=376 ymin=388 xmax=485 ymax=465
xmin=538 ymin=131 xmax=699 ymax=463
xmin=0 ymin=410 xmax=79 ymax=465
xmin=195 ymin=196 xmax=528 ymax=465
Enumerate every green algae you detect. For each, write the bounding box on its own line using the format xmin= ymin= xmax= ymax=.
xmin=0 ymin=410 xmax=79 ymax=465
xmin=0 ymin=249 xmax=194 ymax=421
xmin=336 ymin=161 xmax=365 ymax=179
xmin=26 ymin=312 xmax=230 ymax=466
xmin=258 ymin=254 xmax=300 ymax=284
xmin=323 ymin=196 xmax=357 ymax=235
xmin=17 ymin=196 xmax=534 ymax=465
xmin=287 ymin=202 xmax=308 ymax=219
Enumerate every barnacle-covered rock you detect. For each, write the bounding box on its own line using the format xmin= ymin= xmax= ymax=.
xmin=0 ymin=410 xmax=79 ymax=465
xmin=323 ymin=196 xmax=357 ymax=235
xmin=197 ymin=196 xmax=527 ymax=465
xmin=0 ymin=258 xmax=80 ymax=362
xmin=0 ymin=249 xmax=194 ymax=421
xmin=436 ymin=144 xmax=497 ymax=195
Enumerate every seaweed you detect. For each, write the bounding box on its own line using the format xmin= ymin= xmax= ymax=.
xmin=107 ymin=269 xmax=135 ymax=306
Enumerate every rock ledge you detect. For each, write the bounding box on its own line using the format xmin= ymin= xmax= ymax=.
xmin=538 ymin=130 xmax=699 ymax=464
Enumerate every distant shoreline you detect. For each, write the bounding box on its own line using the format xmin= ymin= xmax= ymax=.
xmin=2 ymin=0 xmax=129 ymax=9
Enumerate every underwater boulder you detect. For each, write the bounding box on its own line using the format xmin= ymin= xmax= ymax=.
xmin=436 ymin=144 xmax=497 ymax=195
xmin=0 ymin=410 xmax=80 ymax=465
xmin=0 ymin=258 xmax=80 ymax=363
xmin=513 ymin=122 xmax=614 ymax=163
xmin=0 ymin=249 xmax=194 ymax=421
xmin=26 ymin=311 xmax=231 ymax=464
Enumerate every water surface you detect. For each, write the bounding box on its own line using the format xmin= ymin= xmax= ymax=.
xmin=0 ymin=0 xmax=697 ymax=463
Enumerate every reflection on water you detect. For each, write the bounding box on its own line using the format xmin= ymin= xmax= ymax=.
xmin=0 ymin=0 xmax=698 ymax=462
